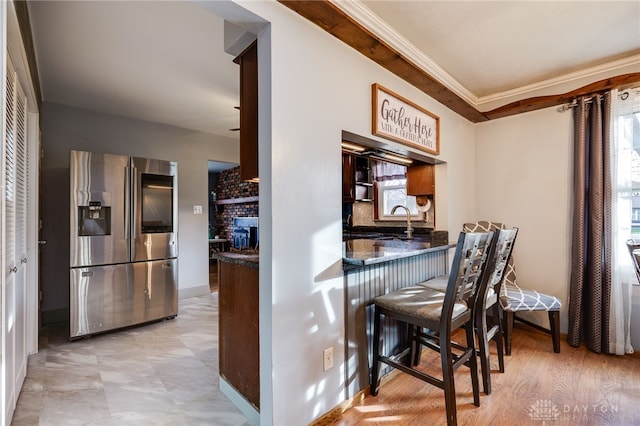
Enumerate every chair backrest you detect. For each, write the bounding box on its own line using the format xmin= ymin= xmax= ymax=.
xmin=442 ymin=231 xmax=496 ymax=330
xmin=477 ymin=228 xmax=518 ymax=311
xmin=463 ymin=221 xmax=518 ymax=288
xmin=625 ymin=239 xmax=640 ymax=283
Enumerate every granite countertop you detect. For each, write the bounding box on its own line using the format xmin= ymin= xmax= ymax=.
xmin=343 ymin=238 xmax=453 ymax=267
xmin=211 ymin=251 xmax=259 ymax=268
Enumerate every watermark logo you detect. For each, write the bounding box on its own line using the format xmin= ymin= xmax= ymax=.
xmin=528 ymin=399 xmax=619 ymax=423
xmin=528 ymin=399 xmax=561 ymax=423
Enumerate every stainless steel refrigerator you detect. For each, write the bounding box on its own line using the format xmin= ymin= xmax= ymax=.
xmin=69 ymin=150 xmax=178 ymax=338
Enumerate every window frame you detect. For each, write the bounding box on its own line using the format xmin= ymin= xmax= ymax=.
xmin=374 ymin=178 xmax=424 ymax=221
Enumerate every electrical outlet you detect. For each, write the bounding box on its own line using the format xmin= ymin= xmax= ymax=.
xmin=323 ymin=347 xmax=334 ymax=372
xmin=193 ymin=205 xmax=203 ymax=215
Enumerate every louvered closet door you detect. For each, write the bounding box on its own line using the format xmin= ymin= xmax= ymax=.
xmin=13 ymin=68 xmax=28 ymax=392
xmin=2 ymin=56 xmax=28 ymax=424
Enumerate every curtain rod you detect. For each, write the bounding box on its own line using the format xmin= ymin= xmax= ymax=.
xmin=557 ymin=90 xmax=637 ymax=112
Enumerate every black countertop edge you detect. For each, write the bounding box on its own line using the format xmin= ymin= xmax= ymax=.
xmin=211 ymin=252 xmax=259 ymax=268
xmin=343 ymin=239 xmax=454 ymax=268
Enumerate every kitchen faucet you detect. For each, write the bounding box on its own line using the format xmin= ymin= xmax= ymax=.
xmin=390 ymin=205 xmax=413 ymax=239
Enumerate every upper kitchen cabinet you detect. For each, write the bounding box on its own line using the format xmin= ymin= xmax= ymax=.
xmin=354 ymin=156 xmax=373 ymax=202
xmin=342 ymin=152 xmax=355 ymax=203
xmin=235 ymin=41 xmax=258 ymax=183
xmin=342 ymin=152 xmax=373 ymax=203
xmin=406 ymin=164 xmax=435 ymax=196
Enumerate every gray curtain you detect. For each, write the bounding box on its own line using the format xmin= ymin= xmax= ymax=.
xmin=568 ymin=92 xmax=612 ymax=353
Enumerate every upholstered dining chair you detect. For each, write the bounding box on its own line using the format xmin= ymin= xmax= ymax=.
xmin=370 ymin=231 xmax=497 ymax=426
xmin=420 ymin=227 xmax=518 ymax=395
xmin=463 ymin=221 xmax=562 ymax=355
xmin=625 ymin=239 xmax=640 ymax=284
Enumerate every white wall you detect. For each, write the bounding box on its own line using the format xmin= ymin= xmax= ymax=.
xmin=475 ymin=107 xmax=574 ymax=332
xmin=39 ymin=102 xmax=239 ymax=318
xmin=234 ymin=2 xmax=478 ymax=424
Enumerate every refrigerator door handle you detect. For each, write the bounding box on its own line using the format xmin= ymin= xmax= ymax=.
xmin=125 ymin=165 xmax=131 ymax=241
xmin=131 ymin=166 xmax=137 ymax=240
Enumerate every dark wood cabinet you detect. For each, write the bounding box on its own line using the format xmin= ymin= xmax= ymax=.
xmin=235 ymin=41 xmax=258 ymax=182
xmin=406 ymin=164 xmax=435 ymax=196
xmin=342 ymin=152 xmax=355 ymax=203
xmin=354 ymin=156 xmax=373 ymax=201
xmin=344 ymin=153 xmax=375 ymax=203
xmin=218 ymin=256 xmax=260 ymax=409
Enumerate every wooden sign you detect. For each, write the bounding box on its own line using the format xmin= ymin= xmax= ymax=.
xmin=372 ymin=83 xmax=440 ymax=155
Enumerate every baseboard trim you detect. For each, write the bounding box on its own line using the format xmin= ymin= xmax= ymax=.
xmin=309 ymin=389 xmax=366 ymax=426
xmin=310 ymin=373 xmax=399 ymax=426
xmin=179 ymin=284 xmax=210 ymax=299
xmin=220 ymin=377 xmax=259 ymax=425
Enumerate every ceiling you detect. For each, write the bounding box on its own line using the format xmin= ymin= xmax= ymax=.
xmin=27 ymin=1 xmax=241 ymax=138
xmin=25 ymin=1 xmax=640 ymax=136
xmin=359 ymin=0 xmax=639 ymax=101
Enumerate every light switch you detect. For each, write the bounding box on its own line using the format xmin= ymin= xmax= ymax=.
xmin=193 ymin=205 xmax=203 ymax=215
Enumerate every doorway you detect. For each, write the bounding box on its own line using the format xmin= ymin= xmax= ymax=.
xmin=208 ymin=160 xmax=237 ymax=292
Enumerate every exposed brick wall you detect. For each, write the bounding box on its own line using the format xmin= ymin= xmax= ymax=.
xmin=212 ymin=166 xmax=259 ymax=241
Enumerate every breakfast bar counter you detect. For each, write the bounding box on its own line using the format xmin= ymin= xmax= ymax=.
xmin=342 ymin=236 xmax=454 ymax=398
xmin=343 ymin=238 xmax=453 ymax=267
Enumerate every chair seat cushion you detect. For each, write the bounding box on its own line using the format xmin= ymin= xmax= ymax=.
xmin=500 ymin=283 xmax=562 ymax=312
xmin=374 ymin=285 xmax=469 ymax=326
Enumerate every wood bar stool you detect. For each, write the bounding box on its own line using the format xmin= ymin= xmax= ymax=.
xmin=421 ymin=227 xmax=518 ymax=395
xmin=370 ymin=231 xmax=497 ymax=426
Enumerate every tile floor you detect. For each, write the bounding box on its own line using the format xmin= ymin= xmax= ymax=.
xmin=11 ymin=293 xmax=251 ymax=426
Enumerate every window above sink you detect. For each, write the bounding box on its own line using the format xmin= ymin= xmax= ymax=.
xmin=377 ymin=178 xmax=420 ymax=220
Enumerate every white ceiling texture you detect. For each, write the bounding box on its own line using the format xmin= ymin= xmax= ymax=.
xmin=26 ymin=1 xmax=640 ymax=138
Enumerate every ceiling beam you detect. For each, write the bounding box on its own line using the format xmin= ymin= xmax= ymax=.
xmin=279 ymin=0 xmax=640 ymax=123
xmin=279 ymin=0 xmax=489 ymax=123
xmin=484 ymin=73 xmax=640 ymax=119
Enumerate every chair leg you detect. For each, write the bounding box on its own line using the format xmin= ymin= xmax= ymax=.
xmin=466 ymin=323 xmax=480 ymax=408
xmin=440 ymin=339 xmax=458 ymax=426
xmin=410 ymin=325 xmax=422 ymax=366
xmin=503 ymin=310 xmax=514 ymax=356
xmin=370 ymin=306 xmax=382 ymax=396
xmin=492 ymin=303 xmax=505 ymax=373
xmin=475 ymin=303 xmax=491 ymax=395
xmin=549 ymin=311 xmax=561 ymax=353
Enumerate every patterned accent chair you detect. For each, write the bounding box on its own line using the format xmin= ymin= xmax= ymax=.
xmin=463 ymin=221 xmax=562 ymax=355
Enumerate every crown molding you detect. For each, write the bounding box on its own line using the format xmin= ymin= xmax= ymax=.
xmin=329 ymin=0 xmax=478 ymax=106
xmin=476 ymin=54 xmax=640 ymax=109
xmin=280 ymin=0 xmax=640 ymax=122
xmin=330 ymin=0 xmax=640 ymax=111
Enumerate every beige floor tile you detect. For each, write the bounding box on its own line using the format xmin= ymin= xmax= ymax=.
xmin=10 ymin=294 xmax=249 ymax=425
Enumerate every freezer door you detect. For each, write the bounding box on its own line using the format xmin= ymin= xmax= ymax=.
xmin=70 ymin=264 xmax=134 ymax=338
xmin=70 ymin=150 xmax=130 ymax=267
xmin=131 ymin=258 xmax=178 ymax=324
xmin=70 ymin=259 xmax=178 ymax=338
xmin=131 ymin=156 xmax=178 ymax=262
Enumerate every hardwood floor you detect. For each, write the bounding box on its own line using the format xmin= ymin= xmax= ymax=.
xmin=324 ymin=325 xmax=640 ymax=425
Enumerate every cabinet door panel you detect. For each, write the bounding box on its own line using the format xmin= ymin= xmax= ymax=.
xmin=342 ymin=153 xmax=355 ymax=202
xmin=407 ymin=164 xmax=435 ymax=195
xmin=219 ymin=261 xmax=259 ymax=409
